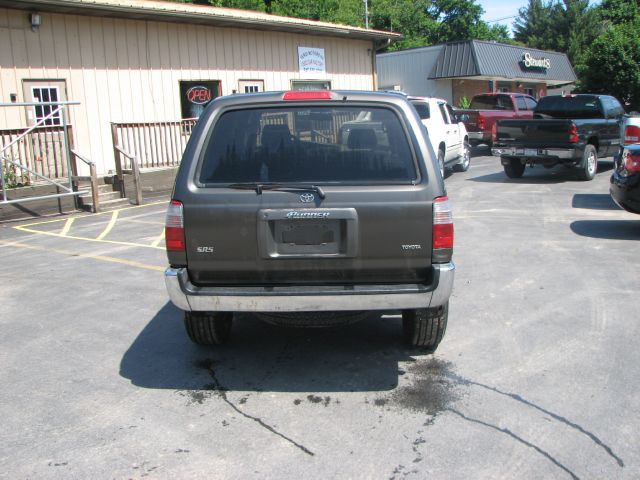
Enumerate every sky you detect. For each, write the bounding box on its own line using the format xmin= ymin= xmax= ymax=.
xmin=477 ymin=0 xmax=527 ymax=31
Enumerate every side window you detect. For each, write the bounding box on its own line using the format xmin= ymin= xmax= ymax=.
xmin=445 ymin=104 xmax=458 ymax=123
xmin=497 ymin=96 xmax=514 ymax=110
xmin=605 ymin=97 xmax=624 ymax=117
xmin=438 ymin=103 xmax=451 ymax=124
xmin=412 ymin=103 xmax=430 ymax=120
xmin=525 ymin=97 xmax=538 ymax=110
xmin=515 ymin=96 xmax=528 ymax=111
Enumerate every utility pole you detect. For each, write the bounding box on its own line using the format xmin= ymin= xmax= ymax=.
xmin=364 ymin=0 xmax=369 ymax=28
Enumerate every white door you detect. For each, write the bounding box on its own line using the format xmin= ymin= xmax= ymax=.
xmin=437 ymin=103 xmax=460 ymax=161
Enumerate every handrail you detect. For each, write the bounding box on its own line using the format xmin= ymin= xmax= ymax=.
xmin=70 ymin=149 xmax=99 ymax=213
xmin=70 ymin=148 xmax=94 ymax=167
xmin=114 ymin=145 xmax=142 ymax=205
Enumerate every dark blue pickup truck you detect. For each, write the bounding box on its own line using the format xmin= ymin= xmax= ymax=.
xmin=492 ymin=94 xmax=625 ymax=180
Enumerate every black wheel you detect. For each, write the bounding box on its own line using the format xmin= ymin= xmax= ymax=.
xmin=402 ymin=302 xmax=448 ymax=351
xmin=454 ymin=140 xmax=471 ymax=172
xmin=577 ymin=144 xmax=597 ymax=181
xmin=503 ymin=158 xmax=525 ymax=178
xmin=184 ymin=311 xmax=233 ymax=345
xmin=437 ymin=148 xmax=445 ymax=178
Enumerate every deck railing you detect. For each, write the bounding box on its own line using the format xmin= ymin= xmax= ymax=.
xmin=1 ymin=125 xmax=73 ymax=187
xmin=110 ymin=119 xmax=197 ymax=171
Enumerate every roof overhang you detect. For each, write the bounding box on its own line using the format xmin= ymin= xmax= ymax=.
xmin=0 ymin=0 xmax=400 ymax=42
xmin=447 ymin=75 xmax=574 ymax=87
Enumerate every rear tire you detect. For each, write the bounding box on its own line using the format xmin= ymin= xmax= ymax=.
xmin=454 ymin=140 xmax=471 ymax=172
xmin=503 ymin=158 xmax=525 ymax=178
xmin=577 ymin=144 xmax=597 ymax=181
xmin=184 ymin=311 xmax=233 ymax=345
xmin=402 ymin=302 xmax=448 ymax=351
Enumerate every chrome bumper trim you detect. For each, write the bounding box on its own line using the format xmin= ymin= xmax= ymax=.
xmin=492 ymin=147 xmax=577 ymax=159
xmin=467 ymin=132 xmax=485 ymax=140
xmin=164 ymin=263 xmax=455 ymax=312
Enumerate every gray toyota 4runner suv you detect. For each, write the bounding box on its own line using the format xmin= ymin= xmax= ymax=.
xmin=164 ymin=90 xmax=455 ymax=351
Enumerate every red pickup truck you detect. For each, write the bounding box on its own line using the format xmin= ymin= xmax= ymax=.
xmin=457 ymin=93 xmax=538 ymax=147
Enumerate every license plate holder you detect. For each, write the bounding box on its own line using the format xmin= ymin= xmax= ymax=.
xmin=258 ymin=208 xmax=358 ymax=258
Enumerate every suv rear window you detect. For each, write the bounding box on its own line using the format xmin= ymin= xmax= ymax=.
xmin=198 ymin=106 xmax=417 ymax=185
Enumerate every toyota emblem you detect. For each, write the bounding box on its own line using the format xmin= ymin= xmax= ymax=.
xmin=300 ymin=193 xmax=315 ymax=203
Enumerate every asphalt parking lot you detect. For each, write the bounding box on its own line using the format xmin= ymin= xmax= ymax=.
xmin=1 ymin=151 xmax=639 ymax=479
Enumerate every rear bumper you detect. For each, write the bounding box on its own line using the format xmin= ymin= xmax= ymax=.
xmin=164 ymin=262 xmax=455 ymax=312
xmin=492 ymin=146 xmax=578 ymax=160
xmin=468 ymin=131 xmax=489 ymax=143
xmin=610 ymin=171 xmax=640 ymax=214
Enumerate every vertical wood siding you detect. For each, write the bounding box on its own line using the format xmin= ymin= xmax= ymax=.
xmin=0 ymin=8 xmax=374 ymax=174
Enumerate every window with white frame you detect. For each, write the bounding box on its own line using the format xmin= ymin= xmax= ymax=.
xmin=239 ymin=80 xmax=264 ymax=94
xmin=32 ymin=86 xmax=62 ymax=126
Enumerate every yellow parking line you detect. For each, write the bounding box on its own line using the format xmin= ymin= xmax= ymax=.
xmin=0 ymin=239 xmax=165 ymax=272
xmin=60 ymin=218 xmax=74 ymax=236
xmin=96 ymin=210 xmax=119 ymax=241
xmin=13 ymin=226 xmax=165 ymax=250
xmin=15 ymin=200 xmax=167 ymax=228
xmin=151 ymin=229 xmax=165 ymax=248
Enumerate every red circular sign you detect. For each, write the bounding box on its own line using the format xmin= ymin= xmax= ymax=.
xmin=187 ymin=86 xmax=212 ymax=105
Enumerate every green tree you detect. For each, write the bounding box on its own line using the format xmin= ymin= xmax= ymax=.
xmin=579 ymin=1 xmax=640 ymax=109
xmin=270 ymin=0 xmax=363 ymax=26
xmin=598 ymin=0 xmax=640 ymax=26
xmin=513 ymin=0 xmax=561 ymax=51
xmin=174 ymin=0 xmax=513 ymax=50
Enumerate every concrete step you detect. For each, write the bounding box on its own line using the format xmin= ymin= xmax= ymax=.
xmin=78 ymin=197 xmax=131 ymax=212
xmin=79 ymin=190 xmax=122 ymax=203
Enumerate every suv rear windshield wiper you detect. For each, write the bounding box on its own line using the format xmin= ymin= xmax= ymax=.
xmin=228 ymin=183 xmax=326 ymax=199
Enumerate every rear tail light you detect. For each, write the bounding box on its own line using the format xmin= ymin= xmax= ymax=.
xmin=478 ymin=115 xmax=486 ymax=130
xmin=283 ymin=91 xmax=332 ymax=101
xmin=433 ymin=196 xmax=454 ymax=263
xmin=624 ymin=125 xmax=640 ymax=144
xmin=622 ymin=150 xmax=640 ymax=174
xmin=569 ymin=122 xmax=579 ymax=143
xmin=165 ymin=200 xmax=185 ymax=252
xmin=491 ymin=122 xmax=498 ymax=143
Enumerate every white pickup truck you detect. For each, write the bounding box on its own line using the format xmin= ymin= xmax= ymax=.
xmin=409 ymin=96 xmax=471 ymax=177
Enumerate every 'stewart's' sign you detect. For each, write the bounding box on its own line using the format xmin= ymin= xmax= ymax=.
xmin=298 ymin=47 xmax=326 ymax=76
xmin=522 ymin=52 xmax=551 ymax=70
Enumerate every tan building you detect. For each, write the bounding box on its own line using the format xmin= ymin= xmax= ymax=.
xmin=0 ymin=0 xmax=398 ymax=178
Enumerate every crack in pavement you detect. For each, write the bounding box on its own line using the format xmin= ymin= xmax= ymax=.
xmin=447 ymin=373 xmax=624 ymax=468
xmin=447 ymin=409 xmax=580 ymax=480
xmin=199 ymin=360 xmax=314 ymax=457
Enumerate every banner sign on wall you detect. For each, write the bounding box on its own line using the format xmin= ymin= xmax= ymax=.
xmin=298 ymin=47 xmax=326 ymax=76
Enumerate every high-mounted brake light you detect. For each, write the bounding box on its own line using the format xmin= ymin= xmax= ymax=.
xmin=433 ymin=196 xmax=454 ymax=263
xmin=624 ymin=125 xmax=640 ymax=144
xmin=283 ymin=91 xmax=332 ymax=101
xmin=569 ymin=122 xmax=579 ymax=143
xmin=165 ymin=199 xmax=185 ymax=252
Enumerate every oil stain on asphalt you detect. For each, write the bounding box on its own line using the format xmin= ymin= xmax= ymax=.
xmin=381 ymin=357 xmax=463 ymax=417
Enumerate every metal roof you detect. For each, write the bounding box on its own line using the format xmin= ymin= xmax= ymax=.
xmin=429 ymin=40 xmax=576 ymax=83
xmin=0 ymin=0 xmax=400 ymax=41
